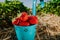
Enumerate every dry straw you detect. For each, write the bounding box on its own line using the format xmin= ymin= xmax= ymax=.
xmin=39 ymin=14 xmax=60 ymax=36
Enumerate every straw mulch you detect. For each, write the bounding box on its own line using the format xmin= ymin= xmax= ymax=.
xmin=36 ymin=14 xmax=60 ymax=40
xmin=0 ymin=14 xmax=60 ymax=40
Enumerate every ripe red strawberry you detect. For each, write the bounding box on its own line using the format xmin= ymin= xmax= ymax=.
xmin=12 ymin=18 xmax=20 ymax=25
xmin=20 ymin=12 xmax=28 ymax=21
xmin=16 ymin=17 xmax=21 ymax=23
xmin=19 ymin=22 xmax=30 ymax=26
xmin=28 ymin=16 xmax=38 ymax=24
xmin=12 ymin=20 xmax=19 ymax=25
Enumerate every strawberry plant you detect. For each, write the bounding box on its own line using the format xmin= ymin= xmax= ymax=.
xmin=0 ymin=0 xmax=29 ymax=28
xmin=36 ymin=0 xmax=60 ymax=16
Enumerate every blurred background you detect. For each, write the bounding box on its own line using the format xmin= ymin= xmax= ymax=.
xmin=0 ymin=0 xmax=60 ymax=40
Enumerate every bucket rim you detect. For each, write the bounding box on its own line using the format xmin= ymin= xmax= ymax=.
xmin=14 ymin=24 xmax=37 ymax=27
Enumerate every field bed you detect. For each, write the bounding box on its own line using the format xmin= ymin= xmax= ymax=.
xmin=0 ymin=25 xmax=60 ymax=40
xmin=0 ymin=14 xmax=60 ymax=40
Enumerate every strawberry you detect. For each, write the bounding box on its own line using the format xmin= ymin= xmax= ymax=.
xmin=20 ymin=12 xmax=28 ymax=21
xmin=12 ymin=18 xmax=20 ymax=25
xmin=28 ymin=16 xmax=38 ymax=19
xmin=12 ymin=20 xmax=19 ymax=25
xmin=12 ymin=12 xmax=38 ymax=26
xmin=16 ymin=17 xmax=21 ymax=23
xmin=28 ymin=16 xmax=38 ymax=24
xmin=19 ymin=22 xmax=30 ymax=26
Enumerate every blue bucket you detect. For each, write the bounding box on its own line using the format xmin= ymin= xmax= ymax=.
xmin=14 ymin=25 xmax=36 ymax=40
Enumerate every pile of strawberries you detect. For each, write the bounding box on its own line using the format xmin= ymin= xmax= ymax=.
xmin=12 ymin=12 xmax=38 ymax=26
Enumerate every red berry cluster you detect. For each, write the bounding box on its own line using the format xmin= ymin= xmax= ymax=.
xmin=12 ymin=12 xmax=38 ymax=26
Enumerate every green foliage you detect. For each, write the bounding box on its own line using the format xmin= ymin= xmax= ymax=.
xmin=0 ymin=1 xmax=29 ymax=20
xmin=37 ymin=0 xmax=60 ymax=16
xmin=0 ymin=0 xmax=29 ymax=27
